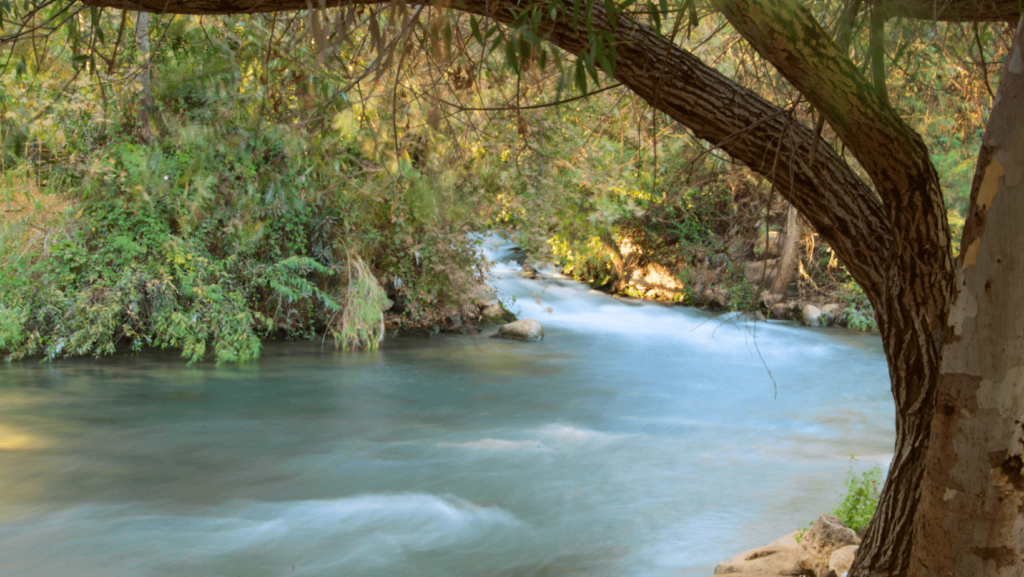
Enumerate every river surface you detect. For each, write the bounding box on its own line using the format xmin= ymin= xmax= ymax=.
xmin=0 ymin=238 xmax=894 ymax=577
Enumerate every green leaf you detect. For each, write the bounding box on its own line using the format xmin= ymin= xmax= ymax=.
xmin=646 ymin=0 xmax=660 ymax=34
xmin=593 ymin=34 xmax=615 ymax=76
xmin=505 ymin=39 xmax=520 ymax=74
xmin=469 ymin=15 xmax=482 ymax=43
xmin=604 ymin=0 xmax=616 ymax=25
xmin=519 ymin=34 xmax=533 ymax=65
xmin=584 ymin=52 xmax=600 ymax=85
xmin=574 ymin=57 xmax=588 ymax=94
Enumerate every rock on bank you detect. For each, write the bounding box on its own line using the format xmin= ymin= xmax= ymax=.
xmin=711 ymin=514 xmax=860 ymax=577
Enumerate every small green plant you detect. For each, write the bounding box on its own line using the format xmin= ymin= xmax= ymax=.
xmin=794 ymin=519 xmax=815 ymax=544
xmin=832 ymin=457 xmax=883 ymax=533
xmin=496 ymin=294 xmax=521 ymax=320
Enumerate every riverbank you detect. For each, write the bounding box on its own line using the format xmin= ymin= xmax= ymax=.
xmin=387 ymin=231 xmax=878 ymax=342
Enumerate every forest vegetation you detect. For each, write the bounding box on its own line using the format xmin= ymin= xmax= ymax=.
xmin=1 ymin=0 xmax=1023 ymax=574
xmin=0 ymin=2 xmax=997 ymax=361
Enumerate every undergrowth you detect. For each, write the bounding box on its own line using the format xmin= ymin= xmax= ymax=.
xmin=832 ymin=457 xmax=883 ymax=533
xmin=0 ymin=35 xmax=487 ymax=362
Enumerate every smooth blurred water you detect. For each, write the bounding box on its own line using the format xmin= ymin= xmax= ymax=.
xmin=0 ymin=238 xmax=894 ymax=577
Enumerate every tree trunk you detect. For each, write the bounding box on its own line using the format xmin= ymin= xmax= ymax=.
xmin=715 ymin=2 xmax=955 ymax=573
xmin=599 ymin=231 xmax=628 ymax=290
xmin=909 ymin=17 xmax=1024 ymax=576
xmin=767 ymin=203 xmax=800 ymax=301
xmin=876 ymin=0 xmax=1021 ymax=22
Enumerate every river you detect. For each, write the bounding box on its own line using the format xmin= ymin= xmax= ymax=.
xmin=0 ymin=237 xmax=894 ymax=576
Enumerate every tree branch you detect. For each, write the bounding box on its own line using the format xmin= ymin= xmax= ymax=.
xmin=877 ymin=0 xmax=1021 ymax=22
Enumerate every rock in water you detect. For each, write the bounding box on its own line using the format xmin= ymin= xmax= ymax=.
xmin=493 ymin=319 xmax=544 ymax=342
xmin=801 ymin=304 xmax=822 ymax=326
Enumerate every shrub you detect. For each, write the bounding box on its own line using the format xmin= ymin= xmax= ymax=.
xmin=832 ymin=457 xmax=883 ymax=533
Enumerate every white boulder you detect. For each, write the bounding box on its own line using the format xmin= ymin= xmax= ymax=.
xmin=493 ymin=319 xmax=544 ymax=342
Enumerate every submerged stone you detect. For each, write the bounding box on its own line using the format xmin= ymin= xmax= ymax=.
xmin=492 ymin=319 xmax=544 ymax=342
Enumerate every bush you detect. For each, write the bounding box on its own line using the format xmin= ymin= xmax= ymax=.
xmin=831 ymin=457 xmax=882 ymax=533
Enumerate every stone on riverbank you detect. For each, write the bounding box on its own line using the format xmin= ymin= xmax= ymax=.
xmin=469 ymin=283 xmax=499 ymax=307
xmin=801 ymin=304 xmax=822 ymax=326
xmin=828 ymin=545 xmax=858 ymax=576
xmin=480 ymin=304 xmax=504 ymax=318
xmin=801 ymin=514 xmax=860 ymax=575
xmin=710 ymin=514 xmax=860 ymax=577
xmin=521 ymin=264 xmax=540 ymax=279
xmin=492 ymin=319 xmax=544 ymax=342
xmin=713 ymin=531 xmax=814 ymax=576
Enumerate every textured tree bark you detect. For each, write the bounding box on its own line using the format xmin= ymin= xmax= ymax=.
xmin=767 ymin=203 xmax=799 ymax=301
xmin=876 ymin=0 xmax=1021 ymax=22
xmin=599 ymin=232 xmax=627 ymax=285
xmin=910 ymin=17 xmax=1024 ymax=577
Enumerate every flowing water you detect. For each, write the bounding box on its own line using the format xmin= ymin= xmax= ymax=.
xmin=0 ymin=237 xmax=894 ymax=577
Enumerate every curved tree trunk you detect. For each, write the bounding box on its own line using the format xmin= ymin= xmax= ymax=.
xmin=714 ymin=2 xmax=955 ymax=573
xmin=910 ymin=17 xmax=1024 ymax=577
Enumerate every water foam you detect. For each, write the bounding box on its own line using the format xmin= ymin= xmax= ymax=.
xmin=0 ymin=494 xmax=523 ymax=577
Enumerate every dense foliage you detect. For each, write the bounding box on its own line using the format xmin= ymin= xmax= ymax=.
xmin=0 ymin=13 xmax=491 ymax=362
xmin=0 ymin=3 xmax=1008 ymax=361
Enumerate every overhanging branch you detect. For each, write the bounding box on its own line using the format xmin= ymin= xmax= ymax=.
xmin=877 ymin=0 xmax=1021 ymax=22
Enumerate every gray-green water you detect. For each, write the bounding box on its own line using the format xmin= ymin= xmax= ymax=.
xmin=0 ymin=240 xmax=894 ymax=576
